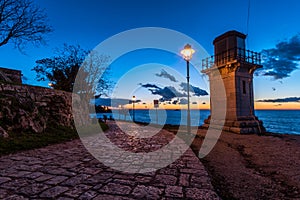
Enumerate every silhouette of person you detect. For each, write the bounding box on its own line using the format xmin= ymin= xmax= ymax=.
xmin=103 ymin=115 xmax=107 ymax=123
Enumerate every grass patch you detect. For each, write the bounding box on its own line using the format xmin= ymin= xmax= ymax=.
xmin=76 ymin=122 xmax=109 ymax=136
xmin=0 ymin=122 xmax=109 ymax=156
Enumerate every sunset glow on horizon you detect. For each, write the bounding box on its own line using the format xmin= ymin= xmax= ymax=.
xmin=110 ymin=101 xmax=300 ymax=110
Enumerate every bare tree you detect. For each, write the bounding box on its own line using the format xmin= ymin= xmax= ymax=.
xmin=81 ymin=50 xmax=112 ymax=97
xmin=32 ymin=44 xmax=112 ymax=97
xmin=0 ymin=0 xmax=52 ymax=49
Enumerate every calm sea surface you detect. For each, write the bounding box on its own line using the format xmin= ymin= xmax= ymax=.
xmin=95 ymin=110 xmax=300 ymax=135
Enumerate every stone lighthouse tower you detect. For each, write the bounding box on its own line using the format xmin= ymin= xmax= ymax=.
xmin=202 ymin=30 xmax=265 ymax=134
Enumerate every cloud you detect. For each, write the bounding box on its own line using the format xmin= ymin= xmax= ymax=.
xmin=171 ymin=99 xmax=198 ymax=105
xmin=151 ymin=86 xmax=185 ymax=102
xmin=139 ymin=83 xmax=160 ymax=89
xmin=180 ymin=82 xmax=209 ymax=96
xmin=94 ymin=98 xmax=141 ymax=107
xmin=179 ymin=98 xmax=188 ymax=105
xmin=256 ymin=97 xmax=300 ymax=103
xmin=172 ymin=99 xmax=179 ymax=105
xmin=140 ymin=81 xmax=208 ymax=103
xmin=128 ymin=99 xmax=142 ymax=104
xmin=155 ymin=69 xmax=178 ymax=82
xmin=140 ymin=83 xmax=185 ymax=102
xmin=258 ymin=34 xmax=300 ymax=80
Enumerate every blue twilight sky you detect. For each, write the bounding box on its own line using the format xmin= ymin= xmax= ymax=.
xmin=1 ymin=0 xmax=300 ymax=109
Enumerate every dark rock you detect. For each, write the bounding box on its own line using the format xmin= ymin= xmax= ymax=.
xmin=0 ymin=83 xmax=86 ymax=136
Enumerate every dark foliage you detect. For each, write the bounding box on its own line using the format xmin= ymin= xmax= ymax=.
xmin=32 ymin=44 xmax=87 ymax=92
xmin=0 ymin=0 xmax=52 ymax=50
xmin=32 ymin=44 xmax=112 ymax=96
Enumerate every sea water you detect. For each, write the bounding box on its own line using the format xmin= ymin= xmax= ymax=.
xmin=94 ymin=110 xmax=300 ymax=135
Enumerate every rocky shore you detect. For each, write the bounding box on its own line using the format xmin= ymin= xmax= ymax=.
xmin=191 ymin=129 xmax=300 ymax=199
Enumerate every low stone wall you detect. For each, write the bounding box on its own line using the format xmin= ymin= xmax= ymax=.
xmin=0 ymin=83 xmax=83 ymax=137
xmin=0 ymin=67 xmax=22 ymax=84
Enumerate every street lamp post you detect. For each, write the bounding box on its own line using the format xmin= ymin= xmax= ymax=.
xmin=180 ymin=44 xmax=195 ymax=134
xmin=132 ymin=95 xmax=136 ymax=122
xmin=118 ymin=105 xmax=122 ymax=120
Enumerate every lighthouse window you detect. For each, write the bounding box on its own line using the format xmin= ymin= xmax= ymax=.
xmin=237 ymin=37 xmax=245 ymax=49
xmin=237 ymin=37 xmax=245 ymax=58
xmin=242 ymin=80 xmax=246 ymax=94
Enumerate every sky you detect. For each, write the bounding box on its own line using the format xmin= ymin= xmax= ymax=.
xmin=1 ymin=0 xmax=300 ymax=109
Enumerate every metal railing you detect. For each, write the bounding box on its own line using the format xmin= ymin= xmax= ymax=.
xmin=202 ymin=47 xmax=261 ymax=70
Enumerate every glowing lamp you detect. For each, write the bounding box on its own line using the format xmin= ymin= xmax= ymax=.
xmin=180 ymin=44 xmax=195 ymax=61
xmin=132 ymin=96 xmax=136 ymax=122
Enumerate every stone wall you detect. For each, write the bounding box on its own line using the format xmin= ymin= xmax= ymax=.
xmin=0 ymin=67 xmax=22 ymax=84
xmin=0 ymin=83 xmax=83 ymax=137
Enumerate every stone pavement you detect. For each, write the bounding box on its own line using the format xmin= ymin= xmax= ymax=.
xmin=0 ymin=122 xmax=220 ymax=199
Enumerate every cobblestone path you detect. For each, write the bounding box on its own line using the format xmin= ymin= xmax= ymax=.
xmin=0 ymin=122 xmax=219 ymax=199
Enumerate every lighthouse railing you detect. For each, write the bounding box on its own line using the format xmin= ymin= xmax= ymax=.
xmin=202 ymin=47 xmax=261 ymax=70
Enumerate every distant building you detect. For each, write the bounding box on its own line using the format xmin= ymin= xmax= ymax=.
xmin=202 ymin=30 xmax=265 ymax=134
xmin=0 ymin=67 xmax=22 ymax=84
